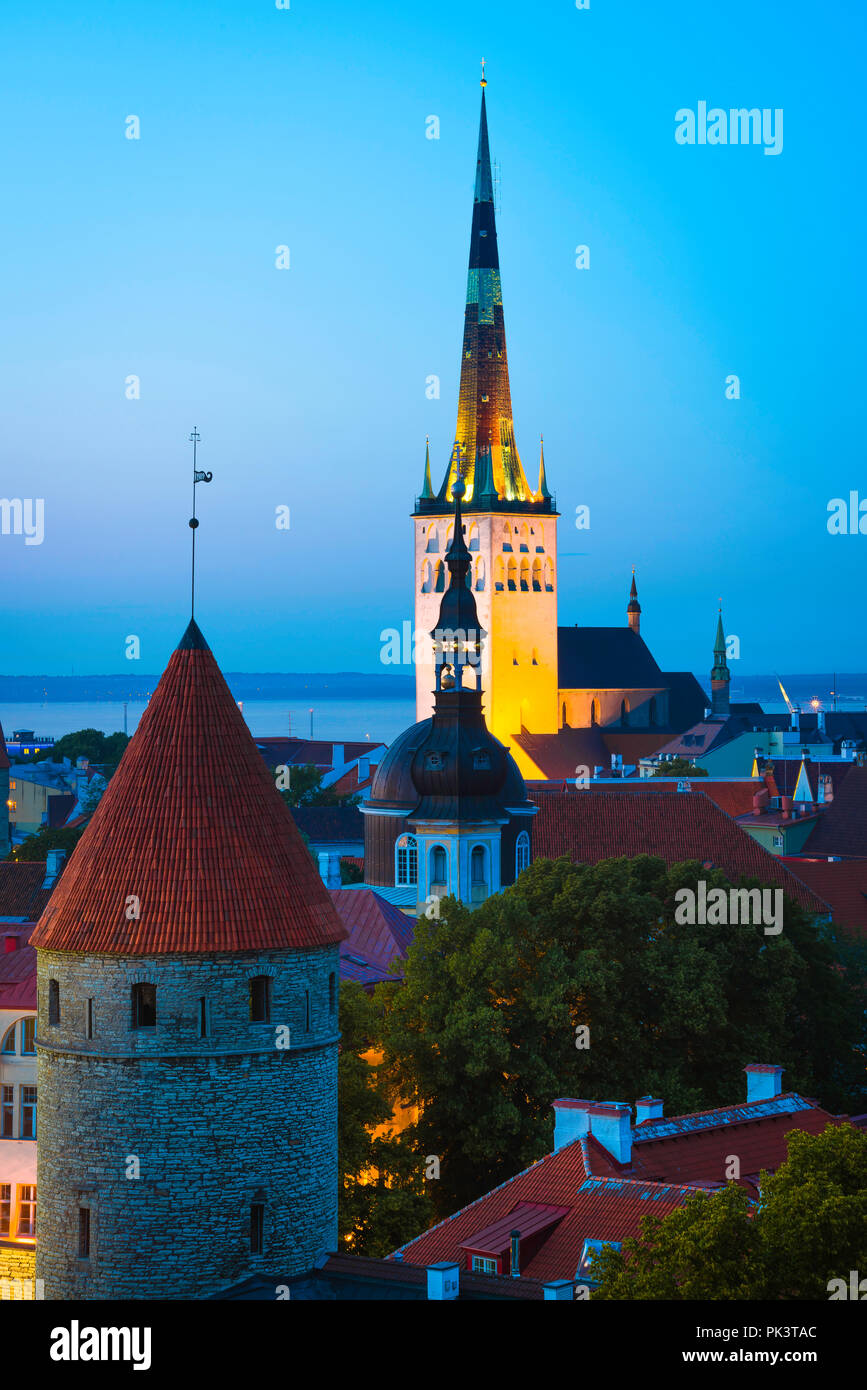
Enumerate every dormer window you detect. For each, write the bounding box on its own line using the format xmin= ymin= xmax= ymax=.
xmin=473 ymin=751 xmax=491 ymax=770
xmin=425 ymin=751 xmax=444 ymax=771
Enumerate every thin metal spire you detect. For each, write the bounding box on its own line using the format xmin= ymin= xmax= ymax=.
xmin=188 ymin=427 xmax=213 ymax=619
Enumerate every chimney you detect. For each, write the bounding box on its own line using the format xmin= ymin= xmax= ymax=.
xmin=780 ymin=795 xmax=792 ymax=821
xmin=331 ymin=744 xmax=345 ymax=770
xmin=543 ymin=1280 xmax=575 ymax=1300
xmin=3 ymin=934 xmax=19 ymax=954
xmin=42 ymin=849 xmax=66 ymax=889
xmin=427 ymin=1262 xmax=460 ymax=1301
xmin=358 ymin=755 xmax=370 ymax=782
xmin=317 ymin=851 xmax=342 ymax=890
xmin=552 ymin=1098 xmax=632 ymax=1163
xmin=510 ymin=1230 xmax=521 ymax=1278
xmin=791 ymin=706 xmax=800 ymax=733
xmin=744 ymin=1064 xmax=784 ymax=1103
xmin=635 ymin=1096 xmax=663 ymax=1124
xmin=552 ymin=1098 xmax=590 ymax=1151
xmin=817 ymin=710 xmax=826 ymax=734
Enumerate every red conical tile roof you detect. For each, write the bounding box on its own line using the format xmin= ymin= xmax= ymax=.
xmin=31 ymin=620 xmax=347 ymax=955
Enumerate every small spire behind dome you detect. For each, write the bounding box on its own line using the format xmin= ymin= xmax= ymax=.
xmin=627 ymin=568 xmax=641 ymax=633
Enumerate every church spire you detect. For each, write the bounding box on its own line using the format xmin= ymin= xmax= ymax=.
xmin=627 ymin=568 xmax=641 ymax=634
xmin=436 ymin=78 xmax=538 ymax=509
xmin=420 ymin=436 xmax=434 ymax=500
xmin=710 ymin=606 xmax=731 ymax=717
xmin=537 ymin=435 xmax=551 ymax=500
xmin=431 ymin=476 xmax=486 ymax=692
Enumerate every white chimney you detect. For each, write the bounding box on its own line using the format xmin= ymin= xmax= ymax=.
xmin=317 ymin=851 xmax=342 ymax=890
xmin=635 ymin=1096 xmax=663 ymax=1124
xmin=331 ymin=744 xmax=345 ymax=770
xmin=552 ymin=1099 xmax=631 ymax=1164
xmin=358 ymin=755 xmax=370 ymax=782
xmin=744 ymin=1064 xmax=783 ymax=1103
xmin=427 ymin=1262 xmax=460 ymax=1300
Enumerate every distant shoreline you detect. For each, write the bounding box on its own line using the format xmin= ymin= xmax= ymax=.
xmin=0 ymin=672 xmax=864 ymax=705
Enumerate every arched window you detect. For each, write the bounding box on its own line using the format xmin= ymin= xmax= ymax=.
xmin=304 ymin=988 xmax=311 ymax=1032
xmin=434 ymin=560 xmax=445 ymax=592
xmin=425 ymin=524 xmax=439 ymax=553
xmin=421 ymin=560 xmax=433 ymax=593
xmin=131 ymin=982 xmax=156 ymax=1029
xmin=396 ymin=834 xmax=418 ymax=886
xmin=591 ymin=699 xmax=600 ymax=727
xmin=519 ymin=558 xmax=529 ymax=592
xmin=468 ymin=522 xmax=480 ymax=552
xmin=430 ymin=845 xmax=448 ymax=891
xmin=445 ymin=523 xmax=454 ymax=550
xmin=1 ymin=1022 xmax=15 ymax=1053
xmin=544 ymin=557 xmax=554 ymax=591
xmin=519 ymin=523 xmax=530 ymax=552
xmin=515 ymin=832 xmax=531 ymax=877
xmin=495 ymin=555 xmax=505 ymax=591
xmin=531 ymin=557 xmax=542 ymax=591
xmin=507 ymin=557 xmax=517 ymax=591
xmin=475 ymin=556 xmax=486 ymax=591
xmin=562 ymin=701 xmax=568 ymax=728
xmin=470 ymin=845 xmax=488 ymax=903
xmin=48 ymin=979 xmax=60 ymax=1026
xmin=249 ymin=976 xmax=271 ymax=1024
xmin=502 ymin=523 xmax=513 ymax=552
xmin=329 ymin=972 xmax=337 ymax=1015
xmin=536 ymin=523 xmax=545 ymax=551
xmin=621 ymin=698 xmax=630 ymax=727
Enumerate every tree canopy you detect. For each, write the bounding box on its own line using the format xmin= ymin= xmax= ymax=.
xmin=35 ymin=727 xmax=129 ymax=769
xmin=375 ymin=855 xmax=867 ymax=1219
xmin=278 ymin=763 xmax=360 ymax=808
xmin=652 ymin=757 xmax=708 ymax=777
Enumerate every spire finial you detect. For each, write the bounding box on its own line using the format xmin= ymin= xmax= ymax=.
xmin=188 ymin=426 xmax=213 ymax=619
xmin=480 ymin=57 xmax=487 ymax=87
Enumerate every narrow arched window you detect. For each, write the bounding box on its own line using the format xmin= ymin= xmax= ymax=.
xmin=329 ymin=972 xmax=336 ymax=1015
xmin=507 ymin=557 xmax=517 ymax=591
xmin=544 ymin=557 xmax=554 ymax=592
xmin=430 ymin=845 xmax=448 ymax=890
xmin=621 ymin=698 xmax=629 ymax=727
xmin=591 ymin=699 xmax=600 ymax=727
xmin=470 ymin=845 xmax=488 ymax=903
xmin=434 ymin=560 xmax=446 ymax=592
xmin=468 ymin=522 xmax=480 ymax=552
xmin=421 ymin=560 xmax=433 ymax=593
xmin=250 ymin=1201 xmax=264 ymax=1255
xmin=249 ymin=976 xmax=271 ymax=1024
xmin=495 ymin=555 xmax=505 ymax=591
xmin=1 ymin=1023 xmax=15 ymax=1053
xmin=131 ymin=983 xmax=156 ymax=1029
xmin=516 ymin=832 xmax=531 ymax=877
xmin=425 ymin=524 xmax=439 ymax=553
xmin=519 ymin=523 xmax=530 ymax=552
xmin=304 ymin=989 xmax=311 ymax=1032
xmin=531 ymin=557 xmax=542 ymax=591
xmin=48 ymin=979 xmax=60 ymax=1026
xmin=475 ymin=556 xmax=486 ymax=592
xmin=396 ymin=834 xmax=418 ymax=886
xmin=519 ymin=558 xmax=529 ymax=592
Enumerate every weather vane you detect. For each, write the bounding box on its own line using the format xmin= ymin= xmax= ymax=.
xmin=188 ymin=426 xmax=213 ymax=618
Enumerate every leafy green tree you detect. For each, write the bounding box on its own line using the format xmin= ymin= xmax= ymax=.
xmin=338 ymin=982 xmax=433 ymax=1257
xmin=8 ymin=825 xmax=85 ymax=863
xmin=378 ymin=856 xmax=867 ymax=1218
xmin=36 ymin=728 xmax=129 ymax=771
xmin=652 ymin=757 xmax=708 ymax=777
xmin=592 ymin=1124 xmax=867 ymax=1300
xmin=279 ymin=763 xmax=360 ymax=809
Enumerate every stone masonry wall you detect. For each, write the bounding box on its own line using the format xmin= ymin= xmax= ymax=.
xmin=35 ymin=945 xmax=340 ymax=1300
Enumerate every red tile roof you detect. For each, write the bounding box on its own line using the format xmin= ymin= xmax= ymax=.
xmin=529 ymin=787 xmax=829 ymax=913
xmin=394 ymin=1092 xmax=846 ymax=1282
xmin=0 ymin=924 xmax=36 ymax=1010
xmin=394 ymin=1137 xmax=692 ymax=1282
xmin=0 ymin=862 xmax=56 ymax=920
xmin=30 ymin=621 xmax=348 ymax=955
xmin=780 ymin=857 xmax=867 ymax=934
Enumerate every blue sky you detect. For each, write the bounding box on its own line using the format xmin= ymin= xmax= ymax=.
xmin=1 ymin=0 xmax=864 ymax=679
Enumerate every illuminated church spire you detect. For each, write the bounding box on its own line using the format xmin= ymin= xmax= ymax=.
xmin=436 ymin=75 xmax=538 ymax=508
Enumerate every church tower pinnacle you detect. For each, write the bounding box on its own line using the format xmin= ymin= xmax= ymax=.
xmin=711 ymin=607 xmax=731 ymax=716
xmin=413 ymin=77 xmax=560 ymax=766
xmin=627 ymin=569 xmax=641 ymax=634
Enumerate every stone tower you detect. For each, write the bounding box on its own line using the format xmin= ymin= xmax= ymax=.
xmin=414 ymin=78 xmax=559 ymax=768
xmin=710 ymin=609 xmax=731 ymax=717
xmin=30 ymin=619 xmax=347 ymax=1299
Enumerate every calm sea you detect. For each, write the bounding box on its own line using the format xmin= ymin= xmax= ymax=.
xmin=3 ymin=698 xmax=418 ymax=748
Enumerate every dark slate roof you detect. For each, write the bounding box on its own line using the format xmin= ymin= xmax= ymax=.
xmin=330 ymin=887 xmax=413 ymax=989
xmin=212 ymin=1254 xmax=547 ymax=1301
xmin=661 ymin=671 xmax=709 ymax=731
xmin=290 ymin=805 xmax=364 ymax=845
xmin=558 ymin=627 xmax=664 ymax=690
xmin=780 ymin=857 xmax=867 ymax=933
xmin=803 ymin=767 xmax=867 ymax=858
